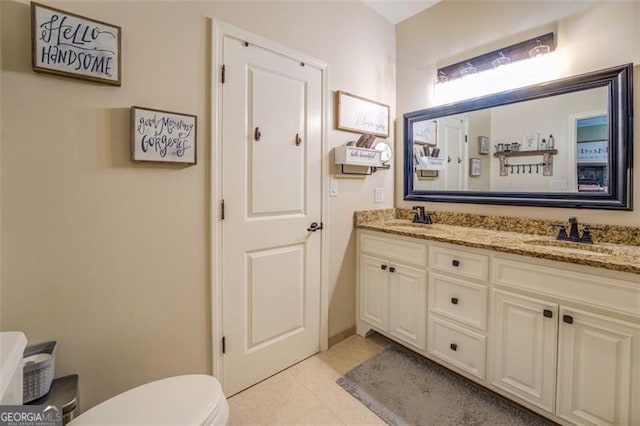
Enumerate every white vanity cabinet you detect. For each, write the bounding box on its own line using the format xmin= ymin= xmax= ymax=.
xmin=358 ymin=231 xmax=427 ymax=351
xmin=356 ymin=228 xmax=640 ymax=425
xmin=427 ymin=244 xmax=489 ymax=380
xmin=491 ymin=290 xmax=558 ymax=412
xmin=492 ymin=258 xmax=640 ymax=425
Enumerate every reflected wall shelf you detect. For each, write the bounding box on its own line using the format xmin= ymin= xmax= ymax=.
xmin=493 ymin=149 xmax=557 ymax=176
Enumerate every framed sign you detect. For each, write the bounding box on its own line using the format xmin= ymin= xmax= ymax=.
xmin=470 ymin=158 xmax=481 ymax=176
xmin=478 ymin=136 xmax=489 ymax=154
xmin=577 ymin=140 xmax=608 ymax=163
xmin=413 ymin=120 xmax=437 ymax=145
xmin=31 ymin=2 xmax=121 ymax=85
xmin=131 ymin=106 xmax=197 ymax=164
xmin=336 ymin=91 xmax=389 ymax=138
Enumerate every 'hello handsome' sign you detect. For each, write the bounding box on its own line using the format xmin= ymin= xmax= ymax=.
xmin=31 ymin=2 xmax=121 ymax=85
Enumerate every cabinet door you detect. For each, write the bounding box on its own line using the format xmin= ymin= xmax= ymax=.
xmin=557 ymin=308 xmax=640 ymax=426
xmin=491 ymin=290 xmax=558 ymax=413
xmin=359 ymin=254 xmax=389 ymax=331
xmin=389 ymin=264 xmax=427 ymax=350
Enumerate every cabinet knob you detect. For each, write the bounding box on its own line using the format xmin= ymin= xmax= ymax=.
xmin=543 ymin=309 xmax=553 ymax=318
xmin=451 ymin=297 xmax=459 ymax=305
xmin=563 ymin=315 xmax=574 ymax=324
xmin=452 ymin=260 xmax=460 ymax=267
xmin=450 ymin=343 xmax=457 ymax=351
xmin=389 ymin=266 xmax=396 ymax=273
xmin=381 ymin=264 xmax=387 ymax=270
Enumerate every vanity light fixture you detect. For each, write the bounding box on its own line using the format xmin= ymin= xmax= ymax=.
xmin=433 ymin=32 xmax=558 ymax=104
xmin=435 ymin=32 xmax=555 ymax=83
xmin=491 ymin=51 xmax=511 ymax=68
xmin=529 ymin=38 xmax=551 ymax=58
xmin=460 ymin=62 xmax=478 ymax=77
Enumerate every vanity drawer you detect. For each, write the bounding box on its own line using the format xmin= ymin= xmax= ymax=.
xmin=430 ymin=245 xmax=489 ymax=282
xmin=427 ymin=316 xmax=486 ymax=379
xmin=494 ymin=258 xmax=640 ymax=316
xmin=360 ymin=231 xmax=427 ymax=268
xmin=429 ymin=274 xmax=488 ymax=330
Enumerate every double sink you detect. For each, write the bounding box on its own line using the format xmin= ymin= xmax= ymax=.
xmin=381 ymin=219 xmax=616 ymax=258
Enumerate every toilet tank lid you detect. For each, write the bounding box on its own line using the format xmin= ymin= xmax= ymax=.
xmin=0 ymin=332 xmax=27 ymax=400
xmin=69 ymin=374 xmax=226 ymax=426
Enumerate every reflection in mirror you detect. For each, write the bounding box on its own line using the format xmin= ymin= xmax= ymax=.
xmin=412 ymin=87 xmax=608 ymax=193
xmin=404 ymin=64 xmax=633 ymax=210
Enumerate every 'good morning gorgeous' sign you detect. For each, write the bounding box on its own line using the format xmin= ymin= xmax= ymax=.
xmin=131 ymin=107 xmax=197 ymax=164
xmin=31 ymin=2 xmax=121 ymax=85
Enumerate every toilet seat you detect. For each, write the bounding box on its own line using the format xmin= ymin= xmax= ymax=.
xmin=69 ymin=374 xmax=228 ymax=425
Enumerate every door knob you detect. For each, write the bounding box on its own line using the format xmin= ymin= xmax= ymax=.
xmin=307 ymin=222 xmax=323 ymax=232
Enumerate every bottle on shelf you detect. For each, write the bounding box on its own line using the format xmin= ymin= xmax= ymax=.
xmin=548 ymin=134 xmax=555 ymax=149
xmin=539 ymin=138 xmax=547 ymax=150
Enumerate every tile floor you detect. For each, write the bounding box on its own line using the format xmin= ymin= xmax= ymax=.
xmin=227 ymin=334 xmax=391 ymax=425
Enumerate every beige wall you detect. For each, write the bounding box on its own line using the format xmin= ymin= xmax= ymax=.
xmin=396 ymin=1 xmax=640 ymax=225
xmin=0 ymin=0 xmax=395 ymax=408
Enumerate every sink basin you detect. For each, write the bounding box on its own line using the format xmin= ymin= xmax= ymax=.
xmin=524 ymin=239 xmax=615 ymax=257
xmin=384 ymin=220 xmax=433 ymax=229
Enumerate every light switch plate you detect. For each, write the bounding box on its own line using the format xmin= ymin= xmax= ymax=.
xmin=330 ymin=179 xmax=339 ymax=197
xmin=374 ymin=187 xmax=384 ymax=203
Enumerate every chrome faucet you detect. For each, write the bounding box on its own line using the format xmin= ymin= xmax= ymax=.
xmin=412 ymin=206 xmax=432 ymax=224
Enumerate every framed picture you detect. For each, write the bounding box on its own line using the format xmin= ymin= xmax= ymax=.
xmin=335 ymin=91 xmax=390 ymax=138
xmin=478 ymin=136 xmax=489 ymax=154
xmin=470 ymin=158 xmax=481 ymax=177
xmin=413 ymin=120 xmax=437 ymax=145
xmin=131 ymin=106 xmax=197 ymax=164
xmin=31 ymin=2 xmax=121 ymax=85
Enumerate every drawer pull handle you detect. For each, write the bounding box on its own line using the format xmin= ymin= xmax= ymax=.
xmin=389 ymin=266 xmax=396 ymax=273
xmin=450 ymin=343 xmax=458 ymax=351
xmin=543 ymin=309 xmax=553 ymax=318
xmin=452 ymin=260 xmax=460 ymax=267
xmin=451 ymin=297 xmax=459 ymax=305
xmin=563 ymin=315 xmax=574 ymax=324
xmin=381 ymin=264 xmax=387 ymax=270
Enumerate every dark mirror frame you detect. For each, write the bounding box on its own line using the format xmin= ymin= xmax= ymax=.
xmin=403 ymin=63 xmax=634 ymax=210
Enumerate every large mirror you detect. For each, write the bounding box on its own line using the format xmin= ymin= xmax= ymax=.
xmin=403 ymin=64 xmax=633 ymax=210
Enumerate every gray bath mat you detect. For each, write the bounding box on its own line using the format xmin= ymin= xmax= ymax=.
xmin=337 ymin=345 xmax=553 ymax=426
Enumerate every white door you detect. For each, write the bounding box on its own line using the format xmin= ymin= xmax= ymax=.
xmin=439 ymin=117 xmax=465 ymax=190
xmin=491 ymin=290 xmax=558 ymax=413
xmin=556 ymin=307 xmax=640 ymax=425
xmin=221 ymin=36 xmax=322 ymax=396
xmin=359 ymin=255 xmax=390 ymax=332
xmin=388 ymin=264 xmax=426 ymax=350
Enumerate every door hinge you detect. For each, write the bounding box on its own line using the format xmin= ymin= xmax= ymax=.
xmin=221 ymin=199 xmax=225 ymax=220
xmin=465 ymin=134 xmax=468 ymax=143
xmin=221 ymin=64 xmax=226 ymax=84
xmin=222 ymin=336 xmax=226 ymax=354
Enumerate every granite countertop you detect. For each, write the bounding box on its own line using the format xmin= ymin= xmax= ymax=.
xmin=354 ymin=209 xmax=640 ymax=276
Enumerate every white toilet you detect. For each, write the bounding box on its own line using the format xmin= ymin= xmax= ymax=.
xmin=69 ymin=374 xmax=229 ymax=425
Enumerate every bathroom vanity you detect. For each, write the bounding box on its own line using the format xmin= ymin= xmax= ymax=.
xmin=355 ymin=209 xmax=640 ymax=426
